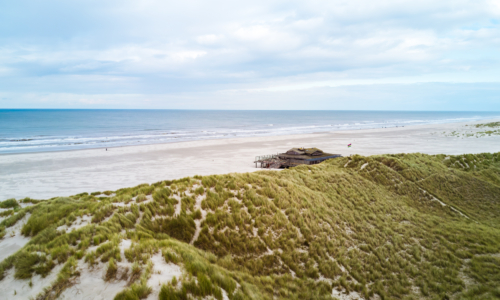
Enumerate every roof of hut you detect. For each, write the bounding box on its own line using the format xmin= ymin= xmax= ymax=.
xmin=286 ymin=147 xmax=324 ymax=156
xmin=279 ymin=147 xmax=340 ymax=161
xmin=286 ymin=148 xmax=306 ymax=155
xmin=304 ymin=147 xmax=324 ymax=156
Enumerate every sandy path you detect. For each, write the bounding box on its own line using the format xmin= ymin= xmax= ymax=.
xmin=1 ymin=119 xmax=500 ymax=200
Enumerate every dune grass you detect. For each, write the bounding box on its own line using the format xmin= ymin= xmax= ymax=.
xmin=0 ymin=209 xmax=14 ymax=217
xmin=0 ymin=198 xmax=20 ymax=209
xmin=1 ymin=153 xmax=500 ymax=299
xmin=475 ymin=122 xmax=500 ymax=128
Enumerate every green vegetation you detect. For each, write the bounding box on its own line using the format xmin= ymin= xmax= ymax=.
xmin=105 ymin=258 xmax=118 ymax=281
xmin=159 ymin=272 xmax=223 ymax=300
xmin=439 ymin=122 xmax=500 ymax=138
xmin=36 ymin=256 xmax=79 ymax=299
xmin=0 ymin=210 xmax=14 ymax=217
xmin=1 ymin=152 xmax=500 ymax=299
xmin=0 ymin=198 xmax=20 ymax=209
xmin=475 ymin=122 xmax=500 ymax=128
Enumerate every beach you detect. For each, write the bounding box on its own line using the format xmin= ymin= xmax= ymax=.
xmin=1 ymin=118 xmax=499 ymax=201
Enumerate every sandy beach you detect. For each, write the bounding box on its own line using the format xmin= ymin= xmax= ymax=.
xmin=1 ymin=118 xmax=500 ymax=201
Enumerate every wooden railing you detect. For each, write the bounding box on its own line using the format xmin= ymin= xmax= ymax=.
xmin=254 ymin=153 xmax=279 ymax=162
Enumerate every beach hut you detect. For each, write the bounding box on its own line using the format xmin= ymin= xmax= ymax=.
xmin=255 ymin=147 xmax=341 ymax=168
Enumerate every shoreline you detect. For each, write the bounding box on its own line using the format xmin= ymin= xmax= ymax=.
xmin=1 ymin=118 xmax=499 ymax=201
xmin=4 ymin=116 xmax=496 ymax=156
xmin=2 ymin=115 xmax=499 ymax=156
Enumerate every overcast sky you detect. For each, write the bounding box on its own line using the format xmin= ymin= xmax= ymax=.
xmin=1 ymin=0 xmax=499 ymax=110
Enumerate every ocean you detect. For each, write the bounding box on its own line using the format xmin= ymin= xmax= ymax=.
xmin=1 ymin=109 xmax=499 ymax=154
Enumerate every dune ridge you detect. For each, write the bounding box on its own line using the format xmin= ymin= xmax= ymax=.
xmin=1 ymin=150 xmax=500 ymax=299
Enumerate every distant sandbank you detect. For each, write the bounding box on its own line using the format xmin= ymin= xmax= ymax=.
xmin=1 ymin=118 xmax=499 ymax=200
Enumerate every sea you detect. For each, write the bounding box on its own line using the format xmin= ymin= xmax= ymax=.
xmin=1 ymin=109 xmax=499 ymax=154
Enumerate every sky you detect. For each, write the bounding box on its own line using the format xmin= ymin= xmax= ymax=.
xmin=0 ymin=0 xmax=499 ymax=110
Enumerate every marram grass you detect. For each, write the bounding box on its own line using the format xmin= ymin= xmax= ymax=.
xmin=1 ymin=152 xmax=500 ymax=299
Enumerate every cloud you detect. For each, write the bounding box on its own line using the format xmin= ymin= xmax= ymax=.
xmin=196 ymin=34 xmax=224 ymax=45
xmin=0 ymin=0 xmax=499 ymax=108
xmin=2 ymin=82 xmax=499 ymax=111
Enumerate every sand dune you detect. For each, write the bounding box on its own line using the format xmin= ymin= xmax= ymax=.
xmin=1 ymin=119 xmax=499 ymax=201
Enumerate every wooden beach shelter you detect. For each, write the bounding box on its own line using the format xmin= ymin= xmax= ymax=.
xmin=255 ymin=147 xmax=341 ymax=168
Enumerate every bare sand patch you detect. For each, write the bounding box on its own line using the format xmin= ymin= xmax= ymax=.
xmin=0 ymin=234 xmax=30 ymax=262
xmin=0 ymin=263 xmax=64 ymax=300
xmin=331 ymin=287 xmax=365 ymax=300
xmin=0 ymin=213 xmax=31 ymax=261
xmin=58 ymin=259 xmax=128 ymax=300
xmin=145 ymin=252 xmax=183 ymax=300
xmin=57 ymin=214 xmax=92 ymax=233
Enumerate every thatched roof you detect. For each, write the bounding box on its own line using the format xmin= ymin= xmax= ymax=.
xmin=286 ymin=148 xmax=306 ymax=155
xmin=286 ymin=147 xmax=324 ymax=156
xmin=304 ymin=147 xmax=323 ymax=156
